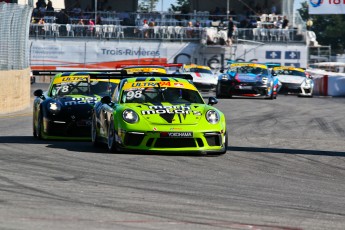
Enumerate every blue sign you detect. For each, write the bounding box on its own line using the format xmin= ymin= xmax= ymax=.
xmin=266 ymin=51 xmax=281 ymax=59
xmin=285 ymin=51 xmax=300 ymax=59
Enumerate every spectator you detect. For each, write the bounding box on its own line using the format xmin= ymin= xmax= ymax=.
xmin=282 ymin=15 xmax=289 ymax=29
xmin=186 ymin=21 xmax=194 ymax=38
xmin=142 ymin=19 xmax=149 ymax=38
xmin=45 ymin=0 xmax=54 ymax=16
xmin=76 ymin=18 xmax=85 ymax=36
xmin=96 ymin=15 xmax=102 ymax=25
xmin=55 ymin=9 xmax=69 ymax=24
xmin=38 ymin=17 xmax=45 ymax=24
xmin=227 ymin=16 xmax=234 ymax=46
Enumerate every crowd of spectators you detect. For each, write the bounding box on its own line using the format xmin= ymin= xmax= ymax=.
xmin=29 ymin=0 xmax=293 ymax=42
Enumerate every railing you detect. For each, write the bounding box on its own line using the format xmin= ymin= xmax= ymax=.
xmin=29 ymin=23 xmax=306 ymax=44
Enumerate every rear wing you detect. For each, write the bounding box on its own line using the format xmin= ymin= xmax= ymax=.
xmin=32 ymin=70 xmax=193 ymax=81
xmin=31 ymin=70 xmax=124 ymax=76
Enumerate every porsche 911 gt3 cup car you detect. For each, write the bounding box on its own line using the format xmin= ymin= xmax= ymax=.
xmin=216 ymin=62 xmax=279 ymax=99
xmin=273 ymin=66 xmax=314 ymax=97
xmin=180 ymin=64 xmax=218 ymax=91
xmin=32 ymin=71 xmax=121 ymax=140
xmin=92 ymin=74 xmax=227 ymax=155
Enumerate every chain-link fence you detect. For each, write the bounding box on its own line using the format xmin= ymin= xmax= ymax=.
xmin=0 ymin=3 xmax=32 ymax=70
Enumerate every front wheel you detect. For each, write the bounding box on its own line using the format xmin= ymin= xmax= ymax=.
xmin=35 ymin=112 xmax=44 ymax=139
xmin=216 ymin=83 xmax=222 ymax=98
xmin=91 ymin=114 xmax=101 ymax=147
xmin=107 ymin=118 xmax=118 ymax=153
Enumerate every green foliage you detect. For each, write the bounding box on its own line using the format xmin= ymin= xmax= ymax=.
xmin=297 ymin=1 xmax=345 ymax=54
xmin=138 ymin=0 xmax=159 ymax=12
xmin=169 ymin=0 xmax=190 ymax=14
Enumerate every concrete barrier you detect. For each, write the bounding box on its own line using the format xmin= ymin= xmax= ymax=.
xmin=308 ymin=69 xmax=345 ymax=96
xmin=0 ymin=68 xmax=31 ymax=114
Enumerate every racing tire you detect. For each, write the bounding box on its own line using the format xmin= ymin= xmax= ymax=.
xmin=265 ymin=91 xmax=274 ymax=100
xmin=33 ymin=114 xmax=37 ymax=138
xmin=91 ymin=114 xmax=101 ymax=147
xmin=215 ymin=83 xmax=222 ymax=98
xmin=107 ymin=118 xmax=118 ymax=153
xmin=35 ymin=112 xmax=44 ymax=139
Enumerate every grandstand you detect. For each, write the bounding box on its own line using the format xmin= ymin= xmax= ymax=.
xmin=1 ymin=0 xmax=324 ymax=114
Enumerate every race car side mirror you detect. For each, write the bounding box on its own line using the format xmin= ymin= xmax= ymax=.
xmin=33 ymin=89 xmax=43 ymax=97
xmin=101 ymin=95 xmax=112 ymax=104
xmin=208 ymin=97 xmax=218 ymax=105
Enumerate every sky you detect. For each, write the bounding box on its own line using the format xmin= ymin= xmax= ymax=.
xmin=154 ymin=0 xmax=177 ymax=12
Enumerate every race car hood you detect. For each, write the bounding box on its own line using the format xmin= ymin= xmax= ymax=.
xmin=54 ymin=95 xmax=101 ymax=107
xmin=125 ymin=103 xmax=211 ymax=125
xmin=276 ymin=75 xmax=305 ymax=84
xmin=234 ymin=73 xmax=264 ymax=83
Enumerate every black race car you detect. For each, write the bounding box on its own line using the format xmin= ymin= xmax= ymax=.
xmin=32 ymin=71 xmax=121 ymax=140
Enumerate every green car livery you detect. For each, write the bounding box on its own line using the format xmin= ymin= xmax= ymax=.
xmin=92 ymin=74 xmax=228 ymax=155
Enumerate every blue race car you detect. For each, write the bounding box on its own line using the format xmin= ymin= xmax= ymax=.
xmin=216 ymin=62 xmax=279 ymax=99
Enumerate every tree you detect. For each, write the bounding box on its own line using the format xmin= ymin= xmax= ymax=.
xmin=169 ymin=0 xmax=190 ymax=14
xmin=138 ymin=0 xmax=159 ymax=12
xmin=297 ymin=1 xmax=345 ymax=54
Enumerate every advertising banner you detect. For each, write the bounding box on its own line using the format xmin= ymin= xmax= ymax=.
xmin=309 ymin=0 xmax=345 ymax=14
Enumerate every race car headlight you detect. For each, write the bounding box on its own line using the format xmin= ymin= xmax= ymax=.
xmin=48 ymin=102 xmax=61 ymax=114
xmin=261 ymin=77 xmax=268 ymax=85
xmin=206 ymin=110 xmax=220 ymax=124
xmin=122 ymin=109 xmax=139 ymax=124
xmin=305 ymin=79 xmax=312 ymax=85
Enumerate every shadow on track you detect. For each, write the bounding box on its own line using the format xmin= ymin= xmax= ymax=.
xmin=0 ymin=136 xmax=222 ymax=157
xmin=229 ymin=146 xmax=345 ymax=157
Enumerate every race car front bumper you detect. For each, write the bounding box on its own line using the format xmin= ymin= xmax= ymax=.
xmin=115 ymin=127 xmax=227 ymax=154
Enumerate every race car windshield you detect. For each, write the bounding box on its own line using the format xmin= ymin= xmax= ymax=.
xmin=121 ymin=87 xmax=204 ymax=104
xmin=51 ymin=81 xmax=117 ymax=97
xmin=187 ymin=68 xmax=213 ymax=74
xmin=230 ymin=66 xmax=268 ymax=75
xmin=276 ymin=70 xmax=306 ymax=77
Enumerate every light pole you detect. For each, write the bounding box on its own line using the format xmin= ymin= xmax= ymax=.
xmin=95 ymin=0 xmax=97 ymax=23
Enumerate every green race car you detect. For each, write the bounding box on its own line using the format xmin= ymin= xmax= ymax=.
xmin=92 ymin=74 xmax=228 ymax=155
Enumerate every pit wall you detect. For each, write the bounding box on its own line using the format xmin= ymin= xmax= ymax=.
xmin=307 ymin=69 xmax=345 ymax=96
xmin=0 ymin=68 xmax=31 ymax=114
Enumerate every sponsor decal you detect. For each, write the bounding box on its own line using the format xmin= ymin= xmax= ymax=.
xmin=64 ymin=97 xmax=98 ymax=106
xmin=174 ymin=83 xmax=184 ymax=87
xmin=170 ymin=127 xmax=183 ymax=131
xmin=310 ymin=0 xmax=322 ymax=7
xmin=141 ymin=105 xmax=200 ymax=115
xmin=101 ymin=48 xmax=161 ymax=57
xmin=160 ymin=132 xmax=193 ymax=138
xmin=130 ymin=82 xmax=171 ymax=87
